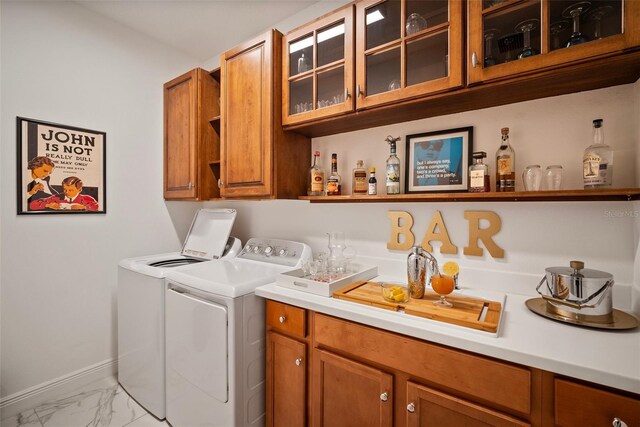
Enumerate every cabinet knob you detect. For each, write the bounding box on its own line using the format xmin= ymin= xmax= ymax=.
xmin=472 ymin=51 xmax=478 ymax=68
xmin=613 ymin=418 xmax=627 ymax=427
xmin=295 ymin=358 xmax=303 ymax=366
xmin=217 ymin=179 xmax=222 ymax=188
xmin=345 ymin=88 xmax=350 ymax=99
xmin=188 ymin=181 xmax=193 ymax=190
xmin=356 ymin=84 xmax=363 ymax=97
xmin=278 ymin=315 xmax=286 ymax=323
xmin=379 ymin=392 xmax=388 ymax=401
xmin=407 ymin=403 xmax=415 ymax=413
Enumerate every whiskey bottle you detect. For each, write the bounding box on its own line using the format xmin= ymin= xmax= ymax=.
xmin=368 ymin=167 xmax=377 ymax=195
xmin=385 ymin=135 xmax=401 ymax=194
xmin=583 ymin=119 xmax=613 ymax=188
xmin=352 ymin=160 xmax=367 ymax=195
xmin=496 ymin=127 xmax=515 ymax=192
xmin=308 ymin=150 xmax=325 ymax=196
xmin=326 ymin=153 xmax=342 ymax=196
xmin=469 ymin=151 xmax=490 ymax=192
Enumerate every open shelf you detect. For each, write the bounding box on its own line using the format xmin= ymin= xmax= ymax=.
xmin=210 ymin=67 xmax=221 ymax=82
xmin=299 ymin=188 xmax=640 ymax=203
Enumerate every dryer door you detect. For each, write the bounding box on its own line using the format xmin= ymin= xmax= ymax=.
xmin=166 ymin=288 xmax=228 ymax=406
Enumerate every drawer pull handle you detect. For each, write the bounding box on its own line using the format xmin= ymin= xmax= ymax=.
xmin=380 ymin=392 xmax=388 ymax=401
xmin=278 ymin=316 xmax=286 ymax=323
xmin=613 ymin=418 xmax=627 ymax=427
xmin=295 ymin=358 xmax=303 ymax=366
xmin=471 ymin=51 xmax=478 ymax=68
xmin=407 ymin=402 xmax=415 ymax=413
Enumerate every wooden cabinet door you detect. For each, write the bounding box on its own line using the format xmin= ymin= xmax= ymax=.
xmin=266 ymin=331 xmax=307 ymax=427
xmin=354 ymin=0 xmax=464 ymax=110
xmin=312 ymin=348 xmax=393 ymax=427
xmin=221 ymin=30 xmax=274 ymax=198
xmin=405 ymin=381 xmax=530 ymax=427
xmin=283 ymin=4 xmax=355 ymax=125
xmin=164 ymin=69 xmax=198 ymax=199
xmin=468 ymin=0 xmax=640 ymax=85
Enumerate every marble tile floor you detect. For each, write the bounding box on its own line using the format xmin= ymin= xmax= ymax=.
xmin=1 ymin=376 xmax=168 ymax=427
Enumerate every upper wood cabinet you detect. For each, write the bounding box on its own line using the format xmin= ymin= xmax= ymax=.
xmin=355 ymin=0 xmax=464 ymax=109
xmin=468 ymin=0 xmax=640 ymax=84
xmin=283 ymin=5 xmax=355 ymax=125
xmin=164 ymin=68 xmax=220 ymax=200
xmin=221 ymin=30 xmax=310 ymax=199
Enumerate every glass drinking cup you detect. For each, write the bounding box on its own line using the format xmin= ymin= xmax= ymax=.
xmin=545 ymin=165 xmax=563 ymax=190
xmin=523 ymin=165 xmax=543 ymax=191
xmin=431 ymin=274 xmax=455 ymax=307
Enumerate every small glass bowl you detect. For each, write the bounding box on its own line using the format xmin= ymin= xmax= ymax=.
xmin=381 ymin=282 xmax=410 ymax=303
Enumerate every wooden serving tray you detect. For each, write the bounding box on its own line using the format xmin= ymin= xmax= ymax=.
xmin=333 ymin=281 xmax=502 ymax=333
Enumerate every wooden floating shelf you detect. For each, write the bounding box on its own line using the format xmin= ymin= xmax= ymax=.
xmin=299 ymin=188 xmax=640 ymax=203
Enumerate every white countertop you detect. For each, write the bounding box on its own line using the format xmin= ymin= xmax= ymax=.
xmin=255 ymin=281 xmax=640 ymax=394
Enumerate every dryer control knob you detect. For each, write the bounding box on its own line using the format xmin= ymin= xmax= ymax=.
xmin=253 ymin=246 xmax=261 ymax=253
xmin=277 ymin=248 xmax=287 ymax=256
xmin=264 ymin=246 xmax=273 ymax=256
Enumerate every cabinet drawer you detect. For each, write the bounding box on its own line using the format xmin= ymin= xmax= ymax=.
xmin=314 ymin=313 xmax=531 ymax=416
xmin=266 ymin=300 xmax=306 ymax=338
xmin=554 ymin=379 xmax=640 ymax=427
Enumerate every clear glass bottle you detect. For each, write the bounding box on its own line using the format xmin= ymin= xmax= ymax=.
xmin=368 ymin=167 xmax=377 ymax=195
xmin=385 ymin=135 xmax=401 ymax=194
xmin=583 ymin=119 xmax=613 ymax=188
xmin=308 ymin=150 xmax=325 ymax=196
xmin=352 ymin=160 xmax=368 ymax=195
xmin=496 ymin=127 xmax=515 ymax=192
xmin=468 ymin=151 xmax=490 ymax=192
xmin=326 ymin=153 xmax=342 ymax=196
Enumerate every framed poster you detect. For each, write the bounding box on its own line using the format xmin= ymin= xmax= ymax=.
xmin=17 ymin=117 xmax=106 ymax=214
xmin=405 ymin=127 xmax=473 ymax=193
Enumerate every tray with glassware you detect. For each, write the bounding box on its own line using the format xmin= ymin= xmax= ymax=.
xmin=276 ymin=262 xmax=378 ymax=297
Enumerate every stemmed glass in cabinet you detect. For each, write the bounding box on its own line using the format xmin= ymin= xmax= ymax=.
xmin=484 ymin=28 xmax=501 ymax=67
xmin=516 ymin=19 xmax=539 ymax=59
xmin=563 ymin=1 xmax=591 ymax=47
xmin=588 ymin=5 xmax=613 ymax=40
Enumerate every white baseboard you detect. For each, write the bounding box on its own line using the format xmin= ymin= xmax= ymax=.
xmin=0 ymin=358 xmax=117 ymax=420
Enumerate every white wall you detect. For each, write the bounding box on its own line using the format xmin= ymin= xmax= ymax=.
xmin=0 ymin=1 xmax=200 ymax=399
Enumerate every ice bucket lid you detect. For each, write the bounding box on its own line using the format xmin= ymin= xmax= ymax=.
xmin=181 ymin=208 xmax=237 ymax=260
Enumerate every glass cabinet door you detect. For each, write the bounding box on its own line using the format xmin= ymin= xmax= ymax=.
xmin=283 ymin=6 xmax=354 ymax=125
xmin=468 ymin=0 xmax=638 ymax=84
xmin=355 ymin=0 xmax=463 ymax=109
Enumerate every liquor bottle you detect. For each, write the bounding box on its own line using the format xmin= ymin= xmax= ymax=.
xmin=352 ymin=160 xmax=368 ymax=195
xmin=496 ymin=127 xmax=515 ymax=192
xmin=583 ymin=119 xmax=613 ymax=188
xmin=307 ymin=150 xmax=325 ymax=196
xmin=385 ymin=135 xmax=401 ymax=194
xmin=326 ymin=153 xmax=342 ymax=196
xmin=469 ymin=151 xmax=490 ymax=192
xmin=368 ymin=167 xmax=377 ymax=195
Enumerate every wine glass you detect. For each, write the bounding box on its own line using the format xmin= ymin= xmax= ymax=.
xmin=483 ymin=28 xmax=501 ymax=67
xmin=587 ymin=5 xmax=613 ymax=40
xmin=431 ymin=274 xmax=455 ymax=308
xmin=550 ymin=20 xmax=570 ymax=50
xmin=516 ymin=19 xmax=540 ymax=59
xmin=406 ymin=13 xmax=427 ymax=35
xmin=563 ymin=1 xmax=591 ymax=47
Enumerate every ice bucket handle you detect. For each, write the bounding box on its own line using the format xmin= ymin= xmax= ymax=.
xmin=536 ymin=276 xmax=614 ymax=310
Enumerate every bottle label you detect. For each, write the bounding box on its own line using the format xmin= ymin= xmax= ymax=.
xmin=583 ymin=152 xmax=608 ymax=185
xmin=470 ymin=170 xmax=484 ymax=189
xmin=386 ymin=164 xmax=400 ymax=183
xmin=497 ymin=156 xmax=512 ymax=175
xmin=327 ymin=178 xmax=340 ymax=195
xmin=311 ymin=171 xmax=324 ymax=192
xmin=368 ymin=182 xmax=377 ymax=195
xmin=354 ymin=171 xmax=368 ymax=193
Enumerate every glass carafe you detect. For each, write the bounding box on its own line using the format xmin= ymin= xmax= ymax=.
xmin=327 ymin=231 xmax=347 ymax=274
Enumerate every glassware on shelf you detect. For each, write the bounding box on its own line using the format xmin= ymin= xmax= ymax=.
xmin=406 ymin=13 xmax=427 ymax=35
xmin=522 ymin=165 xmax=542 ymax=191
xmin=550 ymin=20 xmax=570 ymax=50
xmin=483 ymin=28 xmax=501 ymax=67
xmin=563 ymin=1 xmax=591 ymax=47
xmin=297 ymin=53 xmax=312 ymax=74
xmin=587 ymin=5 xmax=613 ymax=40
xmin=431 ymin=274 xmax=455 ymax=308
xmin=388 ymin=79 xmax=401 ymax=91
xmin=545 ymin=165 xmax=563 ymax=190
xmin=516 ymin=19 xmax=540 ymax=59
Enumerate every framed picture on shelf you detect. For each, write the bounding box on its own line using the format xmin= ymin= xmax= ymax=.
xmin=17 ymin=117 xmax=106 ymax=215
xmin=405 ymin=127 xmax=473 ymax=193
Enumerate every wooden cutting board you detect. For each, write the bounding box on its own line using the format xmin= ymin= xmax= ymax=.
xmin=333 ymin=281 xmax=502 ymax=333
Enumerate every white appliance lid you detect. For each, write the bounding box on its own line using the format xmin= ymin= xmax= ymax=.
xmin=181 ymin=209 xmax=236 ymax=260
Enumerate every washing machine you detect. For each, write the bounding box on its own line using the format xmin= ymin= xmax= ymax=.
xmin=117 ymin=208 xmax=240 ymax=419
xmin=164 ymin=238 xmax=312 ymax=427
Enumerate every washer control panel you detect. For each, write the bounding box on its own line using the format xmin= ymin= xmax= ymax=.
xmin=239 ymin=238 xmax=311 ymax=267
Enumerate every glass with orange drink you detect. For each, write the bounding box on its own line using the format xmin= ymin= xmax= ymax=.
xmin=431 ymin=274 xmax=455 ymax=307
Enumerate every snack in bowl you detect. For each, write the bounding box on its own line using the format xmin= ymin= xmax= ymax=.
xmin=381 ymin=283 xmax=410 ymax=303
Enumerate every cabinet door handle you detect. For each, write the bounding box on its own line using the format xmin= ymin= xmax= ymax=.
xmin=356 ymin=84 xmax=363 ymax=97
xmin=345 ymin=88 xmax=350 ymax=99
xmin=278 ymin=315 xmax=286 ymax=323
xmin=472 ymin=51 xmax=478 ymax=68
xmin=613 ymin=418 xmax=628 ymax=427
xmin=217 ymin=179 xmax=222 ymax=188
xmin=379 ymin=392 xmax=388 ymax=401
xmin=407 ymin=402 xmax=415 ymax=413
xmin=188 ymin=181 xmax=193 ymax=190
xmin=295 ymin=358 xmax=303 ymax=366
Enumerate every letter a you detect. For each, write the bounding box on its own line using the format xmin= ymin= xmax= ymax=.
xmin=387 ymin=211 xmax=415 ymax=251
xmin=421 ymin=210 xmax=458 ymax=254
xmin=463 ymin=211 xmax=505 ymax=258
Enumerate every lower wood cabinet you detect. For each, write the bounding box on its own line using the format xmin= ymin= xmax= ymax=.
xmin=264 ymin=300 xmax=640 ymax=427
xmin=313 ymin=349 xmax=393 ymax=427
